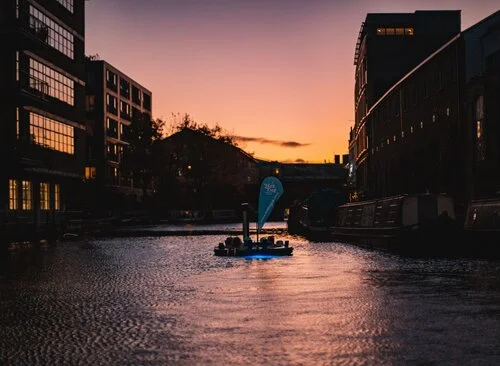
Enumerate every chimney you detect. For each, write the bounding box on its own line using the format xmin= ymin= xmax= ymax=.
xmin=334 ymin=155 xmax=340 ymax=164
xmin=342 ymin=154 xmax=349 ymax=165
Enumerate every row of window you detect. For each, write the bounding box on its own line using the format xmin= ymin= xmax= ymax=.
xmin=105 ymin=69 xmax=151 ymax=110
xmin=106 ymin=142 xmax=124 ymax=162
xmin=372 ymin=111 xmax=449 ymax=154
xmin=29 ymin=58 xmax=74 ymax=105
xmin=376 ymin=27 xmax=414 ymax=36
xmin=29 ymin=112 xmax=75 ymax=154
xmin=106 ymin=118 xmax=128 ymax=140
xmin=106 ymin=94 xmax=135 ymax=121
xmin=9 ymin=180 xmax=60 ymax=211
xmin=371 ymin=68 xmax=455 ymax=124
xmin=29 ymin=5 xmax=74 ymax=59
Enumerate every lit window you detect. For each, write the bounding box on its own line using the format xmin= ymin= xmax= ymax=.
xmin=28 ymin=5 xmax=74 ymax=59
xmin=40 ymin=182 xmax=50 ymax=210
xmin=9 ymin=179 xmax=18 ymax=210
xmin=29 ymin=112 xmax=74 ymax=154
xmin=22 ymin=180 xmax=32 ymax=210
xmin=85 ymin=167 xmax=96 ymax=180
xmin=54 ymin=184 xmax=60 ymax=210
xmin=395 ymin=28 xmax=404 ymax=35
xmin=405 ymin=28 xmax=414 ymax=35
xmin=86 ymin=95 xmax=95 ymax=112
xmin=29 ymin=57 xmax=75 ymax=105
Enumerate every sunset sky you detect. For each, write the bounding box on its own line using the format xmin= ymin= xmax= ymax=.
xmin=85 ymin=0 xmax=499 ymax=163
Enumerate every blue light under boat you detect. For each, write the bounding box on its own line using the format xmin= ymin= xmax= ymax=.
xmin=243 ymin=254 xmax=281 ymax=260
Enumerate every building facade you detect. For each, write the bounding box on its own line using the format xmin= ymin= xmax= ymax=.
xmin=350 ymin=10 xmax=500 ymax=220
xmin=462 ymin=12 xmax=500 ymax=202
xmin=0 ymin=0 xmax=86 ymax=239
xmin=350 ymin=10 xmax=461 ymax=199
xmin=84 ymin=59 xmax=152 ymax=213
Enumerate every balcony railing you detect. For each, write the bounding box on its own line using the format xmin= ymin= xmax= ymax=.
xmin=19 ymin=70 xmax=49 ymax=102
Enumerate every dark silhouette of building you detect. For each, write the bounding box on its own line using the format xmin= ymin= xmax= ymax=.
xmin=259 ymin=161 xmax=348 ymax=210
xmin=1 ymin=0 xmax=86 ymax=239
xmin=84 ymin=59 xmax=152 ymax=214
xmin=154 ymin=127 xmax=260 ymax=214
xmin=349 ymin=9 xmax=500 ymax=221
xmin=350 ymin=10 xmax=461 ymax=199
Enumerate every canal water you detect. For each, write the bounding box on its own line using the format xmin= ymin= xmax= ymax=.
xmin=1 ymin=223 xmax=500 ymax=365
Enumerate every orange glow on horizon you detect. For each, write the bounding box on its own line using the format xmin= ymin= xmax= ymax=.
xmin=85 ymin=1 xmax=499 ymax=163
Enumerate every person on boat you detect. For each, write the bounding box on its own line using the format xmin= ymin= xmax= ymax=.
xmin=244 ymin=238 xmax=253 ymax=251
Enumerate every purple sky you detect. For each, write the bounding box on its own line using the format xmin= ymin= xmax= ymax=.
xmin=85 ymin=0 xmax=499 ymax=162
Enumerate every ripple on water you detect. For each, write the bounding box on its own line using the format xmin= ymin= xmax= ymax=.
xmin=1 ymin=230 xmax=500 ymax=365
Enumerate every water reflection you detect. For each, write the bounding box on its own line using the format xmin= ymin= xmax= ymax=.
xmin=0 ymin=228 xmax=500 ymax=365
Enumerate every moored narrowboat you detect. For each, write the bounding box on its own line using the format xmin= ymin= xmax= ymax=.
xmin=330 ymin=193 xmax=462 ymax=255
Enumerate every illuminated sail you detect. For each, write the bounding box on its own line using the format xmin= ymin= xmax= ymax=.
xmin=257 ymin=176 xmax=283 ymax=233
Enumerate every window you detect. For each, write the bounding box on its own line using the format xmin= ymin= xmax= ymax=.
xmin=143 ymin=93 xmax=151 ymax=111
xmin=56 ymin=0 xmax=74 ymax=13
xmin=29 ymin=57 xmax=75 ymax=105
xmin=106 ymin=93 xmax=117 ymax=115
xmin=22 ymin=180 xmax=32 ymax=210
xmin=120 ymin=123 xmax=128 ymax=141
xmin=106 ymin=69 xmax=117 ymax=91
xmin=120 ymin=78 xmax=130 ymax=99
xmin=107 ymin=143 xmax=118 ymax=161
xmin=40 ymin=182 xmax=50 ymax=210
xmin=107 ymin=165 xmax=119 ymax=185
xmin=29 ymin=5 xmax=74 ymax=59
xmin=376 ymin=27 xmax=414 ymax=36
xmin=132 ymin=107 xmax=140 ymax=120
xmin=106 ymin=117 xmax=118 ymax=138
xmin=29 ymin=112 xmax=74 ymax=154
xmin=85 ymin=166 xmax=96 ymax=180
xmin=54 ymin=184 xmax=60 ymax=210
xmin=86 ymin=95 xmax=95 ymax=112
xmin=132 ymin=86 xmax=141 ymax=105
xmin=475 ymin=95 xmax=485 ymax=161
xmin=402 ymin=88 xmax=409 ymax=112
xmin=120 ymin=101 xmax=131 ymax=120
xmin=9 ymin=180 xmax=18 ymax=210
